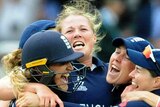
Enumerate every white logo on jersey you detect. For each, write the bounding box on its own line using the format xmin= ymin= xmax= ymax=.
xmin=74 ymin=76 xmax=87 ymax=91
xmin=130 ymin=37 xmax=145 ymax=42
xmin=60 ymin=35 xmax=71 ymax=49
xmin=80 ymin=104 xmax=105 ymax=107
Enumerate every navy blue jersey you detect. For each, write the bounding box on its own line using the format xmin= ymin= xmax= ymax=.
xmin=121 ymin=101 xmax=150 ymax=107
xmin=118 ymin=89 xmax=160 ymax=107
xmin=111 ymin=84 xmax=130 ymax=106
xmin=10 ymin=57 xmax=113 ymax=107
xmin=64 ymin=102 xmax=85 ymax=107
xmin=62 ymin=57 xmax=113 ymax=107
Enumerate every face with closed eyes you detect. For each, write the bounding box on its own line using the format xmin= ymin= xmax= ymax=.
xmin=106 ymin=46 xmax=135 ymax=85
xmin=60 ymin=15 xmax=97 ymax=63
xmin=49 ymin=62 xmax=73 ymax=91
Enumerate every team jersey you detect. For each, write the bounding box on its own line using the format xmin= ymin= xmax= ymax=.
xmin=111 ymin=83 xmax=130 ymax=106
xmin=64 ymin=102 xmax=85 ymax=107
xmin=62 ymin=57 xmax=113 ymax=107
xmin=9 ymin=57 xmax=113 ymax=107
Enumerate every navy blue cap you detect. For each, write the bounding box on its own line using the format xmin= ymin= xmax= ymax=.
xmin=112 ymin=36 xmax=154 ymax=52
xmin=127 ymin=46 xmax=160 ymax=76
xmin=19 ymin=20 xmax=56 ymax=49
xmin=22 ymin=30 xmax=84 ymax=69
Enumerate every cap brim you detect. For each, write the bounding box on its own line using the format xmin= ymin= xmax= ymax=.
xmin=54 ymin=52 xmax=83 ymax=63
xmin=127 ymin=49 xmax=155 ymax=70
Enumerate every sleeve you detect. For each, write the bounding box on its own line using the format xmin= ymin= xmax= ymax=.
xmin=119 ymin=101 xmax=151 ymax=107
xmin=9 ymin=99 xmax=16 ymax=107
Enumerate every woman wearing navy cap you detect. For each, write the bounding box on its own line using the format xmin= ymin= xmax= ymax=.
xmin=0 ymin=20 xmax=87 ymax=107
xmin=0 ymin=20 xmax=59 ymax=106
xmin=10 ymin=1 xmax=160 ymax=106
xmin=9 ymin=30 xmax=86 ymax=107
xmin=2 ymin=0 xmax=160 ymax=106
xmin=120 ymin=45 xmax=160 ymax=107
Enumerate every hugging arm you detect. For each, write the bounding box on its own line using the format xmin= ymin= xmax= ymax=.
xmin=18 ymin=83 xmax=64 ymax=107
xmin=0 ymin=76 xmax=15 ymax=100
xmin=121 ymin=85 xmax=159 ymax=107
xmin=0 ymin=79 xmax=64 ymax=107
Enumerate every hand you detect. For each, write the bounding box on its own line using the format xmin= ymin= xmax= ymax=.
xmin=24 ymin=83 xmax=64 ymax=107
xmin=34 ymin=83 xmax=64 ymax=107
xmin=121 ymin=85 xmax=138 ymax=102
xmin=16 ymin=92 xmax=40 ymax=107
xmin=121 ymin=90 xmax=160 ymax=107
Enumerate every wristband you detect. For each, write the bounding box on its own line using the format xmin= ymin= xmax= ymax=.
xmin=156 ymin=97 xmax=160 ymax=107
xmin=119 ymin=101 xmax=128 ymax=107
xmin=9 ymin=99 xmax=16 ymax=107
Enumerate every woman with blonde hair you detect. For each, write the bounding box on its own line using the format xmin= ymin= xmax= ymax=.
xmin=7 ymin=30 xmax=86 ymax=107
xmin=2 ymin=1 xmax=160 ymax=106
xmin=0 ymin=20 xmax=65 ymax=107
xmin=16 ymin=0 xmax=113 ymax=106
xmin=53 ymin=0 xmax=113 ymax=106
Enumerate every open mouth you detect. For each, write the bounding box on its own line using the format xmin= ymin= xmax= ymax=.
xmin=61 ymin=73 xmax=69 ymax=84
xmin=56 ymin=73 xmax=70 ymax=91
xmin=110 ymin=64 xmax=120 ymax=74
xmin=73 ymin=41 xmax=85 ymax=49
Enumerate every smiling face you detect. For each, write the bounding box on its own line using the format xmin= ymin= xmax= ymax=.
xmin=60 ymin=15 xmax=97 ymax=64
xmin=106 ymin=46 xmax=135 ymax=85
xmin=129 ymin=65 xmax=156 ymax=91
xmin=49 ymin=62 xmax=73 ymax=91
